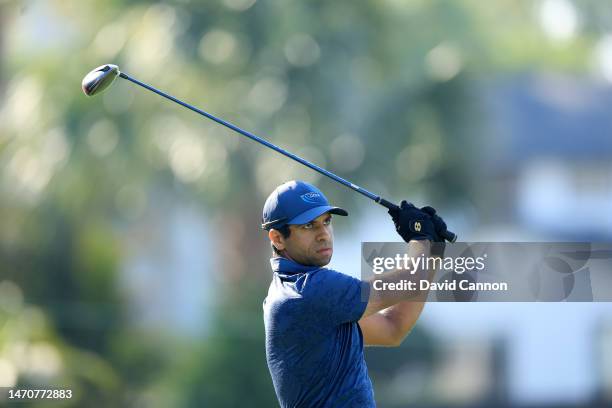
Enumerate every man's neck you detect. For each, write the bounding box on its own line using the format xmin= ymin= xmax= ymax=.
xmin=278 ymin=251 xmax=297 ymax=263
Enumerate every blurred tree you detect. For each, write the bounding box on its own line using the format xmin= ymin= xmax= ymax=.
xmin=365 ymin=327 xmax=439 ymax=407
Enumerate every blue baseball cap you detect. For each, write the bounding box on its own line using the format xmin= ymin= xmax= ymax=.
xmin=261 ymin=180 xmax=348 ymax=230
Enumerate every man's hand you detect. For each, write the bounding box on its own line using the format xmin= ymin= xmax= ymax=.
xmin=388 ymin=201 xmax=438 ymax=242
xmin=420 ymin=206 xmax=449 ymax=243
xmin=419 ymin=206 xmax=448 ymax=257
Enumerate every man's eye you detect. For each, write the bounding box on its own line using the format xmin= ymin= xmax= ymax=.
xmin=324 ymin=218 xmax=332 ymax=225
xmin=303 ymin=223 xmax=313 ymax=229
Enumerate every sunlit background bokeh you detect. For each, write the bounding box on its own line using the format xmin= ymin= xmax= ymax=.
xmin=1 ymin=0 xmax=611 ymax=407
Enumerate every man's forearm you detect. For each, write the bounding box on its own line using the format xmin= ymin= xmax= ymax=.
xmin=363 ymin=240 xmax=438 ymax=318
xmin=377 ymin=264 xmax=436 ymax=342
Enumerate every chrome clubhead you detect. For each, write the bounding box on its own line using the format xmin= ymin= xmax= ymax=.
xmin=82 ymin=64 xmax=120 ymax=96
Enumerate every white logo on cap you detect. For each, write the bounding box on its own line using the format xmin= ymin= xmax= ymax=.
xmin=301 ymin=192 xmax=322 ymax=203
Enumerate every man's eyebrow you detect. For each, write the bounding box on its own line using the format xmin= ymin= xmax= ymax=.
xmin=302 ymin=214 xmax=331 ymax=227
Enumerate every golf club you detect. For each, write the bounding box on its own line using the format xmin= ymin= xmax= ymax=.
xmin=82 ymin=64 xmax=457 ymax=242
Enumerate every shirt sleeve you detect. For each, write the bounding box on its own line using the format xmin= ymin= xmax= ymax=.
xmin=302 ymin=268 xmax=370 ymax=326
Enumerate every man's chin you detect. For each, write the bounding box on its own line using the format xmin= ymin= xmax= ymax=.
xmin=300 ymin=255 xmax=330 ymax=267
xmin=315 ymin=253 xmax=332 ymax=266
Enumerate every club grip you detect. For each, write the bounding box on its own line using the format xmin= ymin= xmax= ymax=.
xmin=440 ymin=230 xmax=457 ymax=243
xmin=378 ymin=198 xmax=457 ymax=243
xmin=378 ymin=198 xmax=400 ymax=212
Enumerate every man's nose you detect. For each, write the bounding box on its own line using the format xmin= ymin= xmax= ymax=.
xmin=316 ymin=225 xmax=332 ymax=241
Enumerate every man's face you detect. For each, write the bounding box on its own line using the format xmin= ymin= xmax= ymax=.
xmin=271 ymin=212 xmax=334 ymax=267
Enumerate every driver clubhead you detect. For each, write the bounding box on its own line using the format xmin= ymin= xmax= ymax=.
xmin=82 ymin=64 xmax=120 ymax=96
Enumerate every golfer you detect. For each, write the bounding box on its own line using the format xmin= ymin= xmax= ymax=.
xmin=261 ymin=180 xmax=449 ymax=407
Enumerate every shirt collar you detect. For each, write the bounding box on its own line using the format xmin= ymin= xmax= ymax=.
xmin=270 ymin=257 xmax=322 ymax=274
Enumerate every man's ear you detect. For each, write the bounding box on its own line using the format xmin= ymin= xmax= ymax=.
xmin=269 ymin=229 xmax=285 ymax=251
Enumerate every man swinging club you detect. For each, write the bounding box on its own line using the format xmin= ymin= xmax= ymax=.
xmin=261 ymin=180 xmax=449 ymax=407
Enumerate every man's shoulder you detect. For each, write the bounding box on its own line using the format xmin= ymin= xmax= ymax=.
xmin=307 ymin=267 xmax=363 ymax=288
xmin=265 ymin=267 xmax=362 ymax=309
xmin=263 ymin=279 xmax=314 ymax=331
xmin=285 ymin=267 xmax=353 ymax=295
xmin=264 ymin=268 xmax=331 ymax=311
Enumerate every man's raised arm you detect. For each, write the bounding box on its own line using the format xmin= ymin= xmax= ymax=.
xmin=358 ymin=202 xmax=448 ymax=346
xmin=361 ymin=240 xmax=436 ymax=318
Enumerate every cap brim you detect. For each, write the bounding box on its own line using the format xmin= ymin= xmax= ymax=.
xmin=287 ymin=205 xmax=348 ymax=225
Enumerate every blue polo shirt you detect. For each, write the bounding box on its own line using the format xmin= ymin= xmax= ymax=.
xmin=263 ymin=257 xmax=375 ymax=408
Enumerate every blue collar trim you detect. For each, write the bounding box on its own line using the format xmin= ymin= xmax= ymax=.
xmin=270 ymin=257 xmax=322 ymax=274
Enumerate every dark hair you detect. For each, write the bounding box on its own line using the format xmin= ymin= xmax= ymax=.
xmin=271 ymin=224 xmax=291 ymax=256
